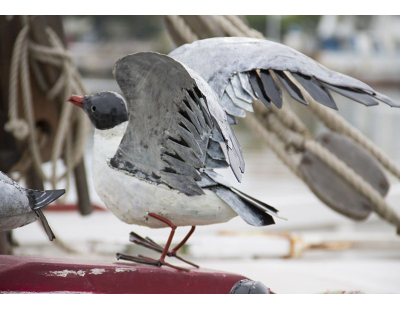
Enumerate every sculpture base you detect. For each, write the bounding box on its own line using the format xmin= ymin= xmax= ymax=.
xmin=0 ymin=255 xmax=247 ymax=294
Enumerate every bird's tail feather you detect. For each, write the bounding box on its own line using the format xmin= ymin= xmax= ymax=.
xmin=231 ymin=187 xmax=286 ymax=220
xmin=212 ymin=186 xmax=278 ymax=227
xmin=28 ymin=189 xmax=65 ymax=210
xmin=27 ymin=189 xmax=65 ymax=241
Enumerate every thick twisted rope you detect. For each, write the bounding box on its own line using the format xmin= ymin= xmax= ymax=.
xmin=265 ymin=112 xmax=400 ymax=232
xmin=165 ymin=16 xmax=199 ymax=43
xmin=224 ymin=15 xmax=264 ymax=39
xmin=244 ymin=112 xmax=303 ymax=179
xmin=5 ymin=25 xmax=30 ymax=140
xmin=310 ymin=94 xmax=400 ymax=179
xmin=4 ymin=19 xmax=90 ymax=190
xmin=166 ymin=15 xmax=400 ymax=233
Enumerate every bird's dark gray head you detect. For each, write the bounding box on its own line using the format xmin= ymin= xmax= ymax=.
xmin=68 ymin=91 xmax=128 ymax=130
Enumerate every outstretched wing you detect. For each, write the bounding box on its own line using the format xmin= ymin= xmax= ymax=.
xmin=110 ymin=52 xmax=244 ymax=196
xmin=169 ymin=37 xmax=399 ymax=120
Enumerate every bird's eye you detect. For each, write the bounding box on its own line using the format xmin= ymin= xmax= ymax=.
xmin=91 ymin=106 xmax=96 ymax=112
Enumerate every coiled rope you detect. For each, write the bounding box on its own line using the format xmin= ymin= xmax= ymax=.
xmin=3 ymin=17 xmax=90 ymax=253
xmin=4 ymin=18 xmax=90 ymax=192
xmin=166 ymin=15 xmax=400 ymax=234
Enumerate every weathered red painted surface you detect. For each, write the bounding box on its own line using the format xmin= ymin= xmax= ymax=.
xmin=0 ymin=255 xmax=247 ymax=294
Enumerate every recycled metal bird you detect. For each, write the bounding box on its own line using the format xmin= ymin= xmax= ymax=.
xmin=0 ymin=171 xmax=65 ymax=240
xmin=69 ymin=37 xmax=399 ymax=271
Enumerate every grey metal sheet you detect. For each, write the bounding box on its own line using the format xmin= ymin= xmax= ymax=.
xmin=374 ymin=92 xmax=400 ymax=107
xmin=292 ymin=73 xmax=338 ymax=109
xmin=212 ymin=186 xmax=275 ymax=227
xmin=274 ymin=70 xmax=307 ymax=105
xmin=220 ymin=92 xmax=247 ymax=118
xmin=170 ymin=37 xmax=399 ymax=109
xmin=112 ymin=52 xmax=245 ymax=196
xmin=239 ymin=72 xmax=259 ymax=99
xmin=169 ymin=37 xmax=376 ymax=98
xmin=226 ymin=83 xmax=254 ymax=112
xmin=260 ymin=70 xmax=282 ymax=108
xmin=322 ymin=83 xmax=379 ymax=106
xmin=249 ymin=71 xmax=271 ymax=108
xmin=230 ymin=74 xmax=253 ymax=103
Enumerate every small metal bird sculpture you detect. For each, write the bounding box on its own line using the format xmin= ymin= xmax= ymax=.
xmin=0 ymin=171 xmax=65 ymax=241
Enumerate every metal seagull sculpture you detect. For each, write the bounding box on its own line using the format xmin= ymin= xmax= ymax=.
xmin=0 ymin=171 xmax=65 ymax=241
xmin=68 ymin=37 xmax=399 ymax=271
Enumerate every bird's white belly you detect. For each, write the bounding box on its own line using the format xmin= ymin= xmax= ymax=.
xmin=92 ymin=125 xmax=236 ymax=228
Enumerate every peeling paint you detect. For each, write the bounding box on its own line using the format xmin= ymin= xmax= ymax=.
xmin=114 ymin=267 xmax=137 ymax=273
xmin=89 ymin=268 xmax=106 ymax=275
xmin=46 ymin=270 xmax=86 ymax=277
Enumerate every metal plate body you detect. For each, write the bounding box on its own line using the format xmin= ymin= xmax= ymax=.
xmin=299 ymin=131 xmax=389 ymax=220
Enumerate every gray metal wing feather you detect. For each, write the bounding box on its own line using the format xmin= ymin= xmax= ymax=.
xmin=110 ymin=52 xmax=244 ymax=196
xmin=169 ymin=37 xmax=400 ymax=118
xmin=181 ymin=62 xmax=245 ymax=181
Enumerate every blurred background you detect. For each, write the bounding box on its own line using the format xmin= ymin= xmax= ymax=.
xmin=2 ymin=15 xmax=400 ymax=293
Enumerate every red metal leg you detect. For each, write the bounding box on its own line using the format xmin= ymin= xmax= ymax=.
xmin=171 ymin=226 xmax=196 ymax=253
xmin=169 ymin=226 xmax=199 ymax=268
xmin=119 ymin=213 xmax=199 ymax=271
xmin=130 ymin=228 xmax=199 ymax=268
xmin=147 ymin=213 xmax=176 ymax=262
xmin=145 ymin=218 xmax=197 ymax=268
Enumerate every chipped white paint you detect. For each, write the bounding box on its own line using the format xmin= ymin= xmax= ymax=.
xmin=114 ymin=267 xmax=137 ymax=273
xmin=89 ymin=268 xmax=106 ymax=275
xmin=46 ymin=269 xmax=86 ymax=277
xmin=92 ymin=123 xmax=236 ymax=228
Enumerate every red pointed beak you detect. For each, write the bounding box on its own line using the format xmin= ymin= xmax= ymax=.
xmin=67 ymin=95 xmax=85 ymax=108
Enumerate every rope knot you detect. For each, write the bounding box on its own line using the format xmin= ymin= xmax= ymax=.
xmin=4 ymin=119 xmax=29 ymax=140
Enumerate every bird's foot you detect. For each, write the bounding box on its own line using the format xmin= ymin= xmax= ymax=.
xmin=129 ymin=231 xmax=199 ymax=268
xmin=116 ymin=253 xmax=190 ymax=272
xmin=119 ymin=213 xmax=198 ymax=271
